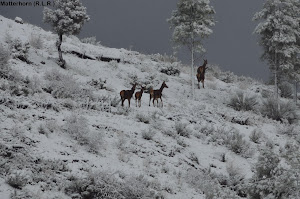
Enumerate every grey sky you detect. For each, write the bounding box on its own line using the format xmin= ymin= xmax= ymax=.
xmin=0 ymin=0 xmax=269 ymax=80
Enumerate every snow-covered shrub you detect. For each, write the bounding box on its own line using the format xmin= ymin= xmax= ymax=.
xmin=26 ymin=75 xmax=43 ymax=95
xmin=88 ymin=78 xmax=106 ymax=90
xmin=136 ymin=113 xmax=150 ymax=124
xmin=4 ymin=31 xmax=13 ymax=45
xmin=176 ymin=137 xmax=187 ymax=147
xmin=175 ymin=121 xmax=190 ymax=138
xmin=278 ymin=124 xmax=298 ymax=136
xmin=65 ymin=113 xmax=89 ymax=144
xmin=159 ymin=63 xmax=180 ymax=76
xmin=226 ymin=163 xmax=246 ymax=196
xmin=11 ymin=39 xmax=30 ymax=63
xmin=81 ymin=36 xmax=101 ymax=46
xmin=249 ymin=128 xmax=263 ymax=144
xmin=45 ymin=120 xmax=60 ymax=133
xmin=247 ymin=147 xmax=295 ymax=199
xmin=109 ymin=96 xmax=120 ymax=108
xmin=185 ymin=168 xmax=239 ymax=199
xmin=65 ymin=172 xmax=160 ymax=199
xmin=107 ymin=60 xmax=118 ymax=69
xmin=65 ymin=172 xmax=124 ymax=199
xmin=189 ymin=152 xmax=199 ymax=165
xmin=38 ymin=123 xmax=51 ymax=137
xmin=44 ymin=69 xmax=84 ymax=99
xmin=224 ymin=129 xmax=253 ymax=157
xmin=219 ymin=71 xmax=237 ymax=83
xmin=142 ymin=129 xmax=156 ymax=140
xmin=29 ymin=34 xmax=44 ymax=49
xmin=150 ymin=53 xmax=178 ymax=63
xmin=0 ymin=43 xmax=12 ymax=79
xmin=6 ymin=170 xmax=29 ymax=189
xmin=279 ymin=82 xmax=293 ymax=98
xmin=228 ymin=90 xmax=258 ymax=111
xmin=260 ymin=98 xmax=298 ymax=123
xmin=114 ymin=106 xmax=130 ymax=116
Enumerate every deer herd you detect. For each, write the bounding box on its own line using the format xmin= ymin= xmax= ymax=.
xmin=120 ymin=59 xmax=208 ymax=108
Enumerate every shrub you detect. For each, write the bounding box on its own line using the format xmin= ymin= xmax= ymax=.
xmin=260 ymin=98 xmax=298 ymax=123
xmin=279 ymin=82 xmax=293 ymax=98
xmin=44 ymin=69 xmax=84 ymax=99
xmin=29 ymin=34 xmax=44 ymax=49
xmin=249 ymin=128 xmax=263 ymax=144
xmin=0 ymin=43 xmax=11 ymax=79
xmin=160 ymin=63 xmax=180 ymax=76
xmin=88 ymin=78 xmax=106 ymax=90
xmin=142 ymin=129 xmax=156 ymax=140
xmin=81 ymin=36 xmax=101 ymax=46
xmin=136 ymin=113 xmax=150 ymax=124
xmin=65 ymin=113 xmax=90 ymax=144
xmin=11 ymin=39 xmax=30 ymax=63
xmin=175 ymin=122 xmax=190 ymax=138
xmin=228 ymin=90 xmax=258 ymax=111
xmin=6 ymin=170 xmax=28 ymax=189
xmin=224 ymin=129 xmax=253 ymax=157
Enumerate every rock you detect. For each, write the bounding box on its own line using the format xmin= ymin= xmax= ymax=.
xmin=15 ymin=17 xmax=23 ymax=24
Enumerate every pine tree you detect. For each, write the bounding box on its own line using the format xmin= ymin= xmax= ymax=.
xmin=43 ymin=0 xmax=89 ymax=68
xmin=168 ymin=0 xmax=215 ymax=99
xmin=253 ymin=0 xmax=300 ymax=103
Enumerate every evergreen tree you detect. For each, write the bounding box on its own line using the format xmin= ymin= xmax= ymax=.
xmin=253 ymin=0 xmax=300 ymax=103
xmin=168 ymin=0 xmax=215 ymax=99
xmin=43 ymin=0 xmax=89 ymax=68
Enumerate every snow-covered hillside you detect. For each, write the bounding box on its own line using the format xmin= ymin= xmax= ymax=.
xmin=0 ymin=15 xmax=299 ymax=199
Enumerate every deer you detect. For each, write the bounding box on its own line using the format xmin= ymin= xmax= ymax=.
xmin=120 ymin=83 xmax=137 ymax=107
xmin=135 ymin=86 xmax=145 ymax=107
xmin=149 ymin=81 xmax=168 ymax=107
xmin=196 ymin=59 xmax=208 ymax=89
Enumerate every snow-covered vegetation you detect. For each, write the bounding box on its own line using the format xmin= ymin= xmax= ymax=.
xmin=0 ymin=12 xmax=299 ymax=199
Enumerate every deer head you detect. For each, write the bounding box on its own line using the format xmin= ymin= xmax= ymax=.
xmin=162 ymin=81 xmax=168 ymax=88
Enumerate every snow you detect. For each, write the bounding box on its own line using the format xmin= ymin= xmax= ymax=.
xmin=0 ymin=14 xmax=299 ymax=199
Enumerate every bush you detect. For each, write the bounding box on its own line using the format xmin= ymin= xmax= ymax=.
xmin=88 ymin=78 xmax=106 ymax=90
xmin=142 ymin=129 xmax=156 ymax=140
xmin=224 ymin=129 xmax=253 ymax=157
xmin=175 ymin=122 xmax=190 ymax=138
xmin=11 ymin=39 xmax=30 ymax=63
xmin=81 ymin=36 xmax=101 ymax=46
xmin=136 ymin=113 xmax=150 ymax=124
xmin=0 ymin=43 xmax=11 ymax=79
xmin=44 ymin=69 xmax=85 ymax=99
xmin=6 ymin=170 xmax=28 ymax=189
xmin=29 ymin=34 xmax=44 ymax=49
xmin=279 ymin=82 xmax=293 ymax=98
xmin=65 ymin=113 xmax=90 ymax=144
xmin=65 ymin=172 xmax=160 ymax=199
xmin=160 ymin=63 xmax=180 ymax=76
xmin=260 ymin=98 xmax=298 ymax=123
xmin=228 ymin=90 xmax=258 ymax=111
xmin=249 ymin=128 xmax=263 ymax=144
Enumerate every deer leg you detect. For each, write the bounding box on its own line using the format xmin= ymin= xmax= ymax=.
xmin=139 ymin=99 xmax=141 ymax=107
xmin=121 ymin=99 xmax=124 ymax=107
xmin=128 ymin=98 xmax=130 ymax=107
xmin=136 ymin=99 xmax=138 ymax=107
xmin=160 ymin=97 xmax=163 ymax=107
xmin=153 ymin=98 xmax=155 ymax=107
xmin=202 ymin=80 xmax=204 ymax=88
xmin=149 ymin=96 xmax=151 ymax=106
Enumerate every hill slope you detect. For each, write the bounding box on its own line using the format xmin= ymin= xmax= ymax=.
xmin=0 ymin=15 xmax=299 ymax=199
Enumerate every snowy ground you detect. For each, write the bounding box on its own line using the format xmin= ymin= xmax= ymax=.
xmin=0 ymin=15 xmax=299 ymax=199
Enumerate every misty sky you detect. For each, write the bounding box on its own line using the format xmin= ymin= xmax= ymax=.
xmin=0 ymin=0 xmax=269 ymax=80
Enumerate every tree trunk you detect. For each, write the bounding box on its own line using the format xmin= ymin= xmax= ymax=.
xmin=57 ymin=33 xmax=66 ymax=68
xmin=191 ymin=33 xmax=195 ymax=100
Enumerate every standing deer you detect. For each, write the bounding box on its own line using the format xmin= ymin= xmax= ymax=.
xmin=196 ymin=59 xmax=208 ymax=89
xmin=149 ymin=81 xmax=168 ymax=107
xmin=120 ymin=83 xmax=136 ymax=107
xmin=135 ymin=86 xmax=145 ymax=107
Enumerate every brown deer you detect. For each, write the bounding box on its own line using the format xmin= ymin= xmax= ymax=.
xmin=196 ymin=59 xmax=208 ymax=89
xmin=149 ymin=81 xmax=168 ymax=107
xmin=135 ymin=86 xmax=145 ymax=107
xmin=120 ymin=83 xmax=137 ymax=107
